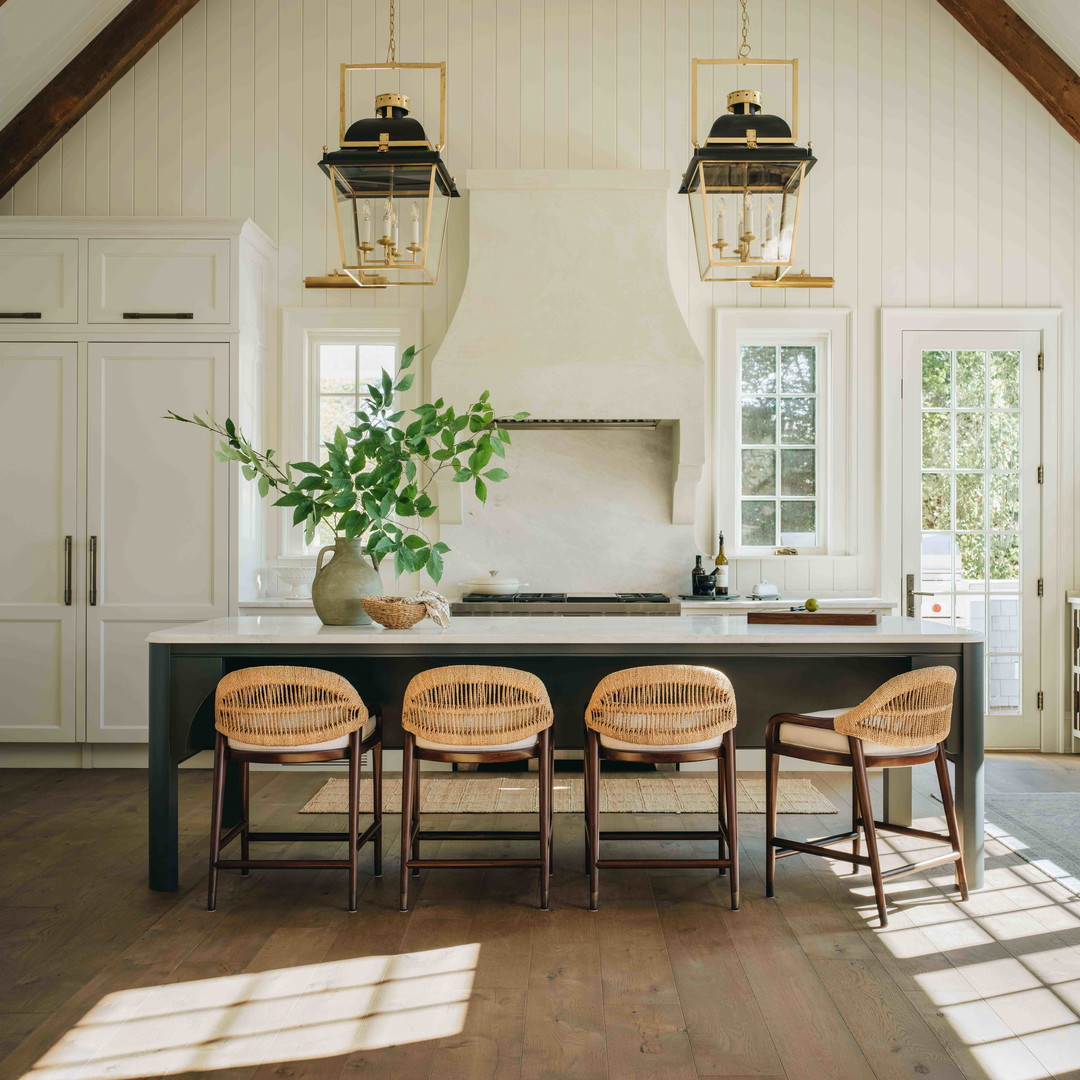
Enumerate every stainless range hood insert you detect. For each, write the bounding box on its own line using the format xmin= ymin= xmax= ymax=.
xmin=498 ymin=418 xmax=662 ymax=429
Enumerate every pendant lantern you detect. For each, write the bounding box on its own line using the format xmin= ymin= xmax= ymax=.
xmin=318 ymin=0 xmax=458 ymax=287
xmin=678 ymin=1 xmax=818 ymax=284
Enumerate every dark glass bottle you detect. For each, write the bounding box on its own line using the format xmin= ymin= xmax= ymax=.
xmin=714 ymin=532 xmax=730 ymax=596
xmin=692 ymin=555 xmax=707 ymax=595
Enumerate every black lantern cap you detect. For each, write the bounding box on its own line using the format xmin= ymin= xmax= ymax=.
xmin=678 ymin=89 xmax=815 ymax=194
xmin=318 ymin=93 xmax=460 ymax=197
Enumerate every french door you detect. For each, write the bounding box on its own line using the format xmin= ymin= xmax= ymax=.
xmin=901 ymin=331 xmax=1042 ymax=749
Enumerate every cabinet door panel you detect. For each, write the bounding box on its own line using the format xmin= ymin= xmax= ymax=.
xmin=0 ymin=239 xmax=78 ymax=323
xmin=87 ymin=239 xmax=231 ymax=324
xmin=85 ymin=342 xmax=230 ymax=742
xmin=0 ymin=343 xmax=78 ymax=741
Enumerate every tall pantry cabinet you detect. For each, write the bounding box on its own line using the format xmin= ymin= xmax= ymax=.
xmin=0 ymin=219 xmax=275 ymax=763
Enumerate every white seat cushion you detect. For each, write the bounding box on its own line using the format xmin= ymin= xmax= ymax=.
xmin=778 ymin=709 xmax=935 ymax=757
xmin=227 ymin=712 xmax=377 ymax=753
xmin=415 ymin=732 xmax=538 ymax=752
xmin=599 ymin=731 xmax=725 ymax=752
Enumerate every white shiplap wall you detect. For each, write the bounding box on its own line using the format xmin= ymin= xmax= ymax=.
xmin=3 ymin=0 xmax=1077 ymax=596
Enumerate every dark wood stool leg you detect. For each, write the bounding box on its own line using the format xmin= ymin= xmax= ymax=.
xmin=372 ymin=738 xmax=383 ymax=877
xmin=765 ymin=739 xmax=779 ymax=899
xmin=851 ymin=768 xmax=862 ymax=870
xmin=239 ymin=760 xmax=250 ymax=875
xmin=724 ymin=729 xmax=739 ymax=910
xmin=587 ymin=729 xmax=601 ymax=911
xmin=850 ymin=738 xmax=888 ymax=927
xmin=717 ymin=743 xmax=727 ymax=876
xmin=538 ymin=728 xmax=551 ymax=910
xmin=934 ymin=743 xmax=969 ymax=901
xmin=548 ymin=733 xmax=555 ymax=876
xmin=411 ymin=748 xmax=421 ymax=877
xmin=582 ymin=727 xmax=591 ymax=875
xmin=207 ymin=733 xmax=227 ymax=911
xmin=400 ymin=733 xmax=416 ymax=912
xmin=347 ymin=731 xmax=361 ymax=912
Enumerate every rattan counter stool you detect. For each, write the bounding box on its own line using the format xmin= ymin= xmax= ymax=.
xmin=584 ymin=665 xmax=739 ymax=911
xmin=765 ymin=666 xmax=967 ymax=927
xmin=209 ymin=665 xmax=383 ymax=912
xmin=399 ymin=665 xmax=555 ymax=912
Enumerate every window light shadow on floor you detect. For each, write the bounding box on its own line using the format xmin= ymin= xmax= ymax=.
xmin=823 ymin=816 xmax=1080 ymax=1080
xmin=22 ymin=944 xmax=479 ymax=1080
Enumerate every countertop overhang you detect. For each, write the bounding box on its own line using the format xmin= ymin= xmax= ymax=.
xmin=148 ymin=614 xmax=982 ymax=647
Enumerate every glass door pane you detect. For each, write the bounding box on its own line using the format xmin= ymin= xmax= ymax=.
xmin=902 ymin=330 xmax=1041 ymax=749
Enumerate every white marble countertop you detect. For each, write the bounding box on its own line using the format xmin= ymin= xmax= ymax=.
xmin=149 ymin=614 xmax=981 ymax=645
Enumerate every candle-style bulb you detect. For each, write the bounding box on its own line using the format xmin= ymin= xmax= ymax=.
xmin=717 ymin=198 xmax=726 ymax=246
xmin=410 ymin=201 xmax=421 ymax=249
xmin=362 ymin=200 xmax=372 ymax=247
xmin=765 ymin=199 xmax=775 ymax=242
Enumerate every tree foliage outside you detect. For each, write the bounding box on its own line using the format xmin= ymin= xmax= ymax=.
xmin=167 ymin=345 xmax=526 ymax=583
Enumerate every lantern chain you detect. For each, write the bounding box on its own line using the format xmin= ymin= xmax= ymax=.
xmin=738 ymin=0 xmax=751 ymax=57
xmin=386 ymin=0 xmax=397 ymax=64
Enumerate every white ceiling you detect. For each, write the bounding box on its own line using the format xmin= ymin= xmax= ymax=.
xmin=1006 ymin=0 xmax=1080 ymax=73
xmin=0 ymin=0 xmax=130 ymax=128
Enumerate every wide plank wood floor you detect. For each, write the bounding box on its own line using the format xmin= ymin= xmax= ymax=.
xmin=1 ymin=756 xmax=1079 ymax=1080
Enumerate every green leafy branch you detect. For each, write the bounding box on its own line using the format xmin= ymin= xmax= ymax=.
xmin=166 ymin=344 xmax=526 ymax=582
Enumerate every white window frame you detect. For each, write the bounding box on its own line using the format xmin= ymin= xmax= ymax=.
xmin=277 ymin=308 xmax=421 ymax=560
xmin=715 ymin=308 xmax=853 ymax=558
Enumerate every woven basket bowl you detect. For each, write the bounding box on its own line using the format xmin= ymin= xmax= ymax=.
xmin=360 ymin=595 xmax=427 ymax=629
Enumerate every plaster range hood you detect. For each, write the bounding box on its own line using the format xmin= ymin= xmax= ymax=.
xmin=432 ymin=170 xmax=707 ymax=525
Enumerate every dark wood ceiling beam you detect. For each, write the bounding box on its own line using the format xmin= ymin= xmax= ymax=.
xmin=936 ymin=0 xmax=1080 ymax=145
xmin=0 ymin=0 xmax=201 ymax=197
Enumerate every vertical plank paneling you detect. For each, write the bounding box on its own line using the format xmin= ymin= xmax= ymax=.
xmin=903 ymin=0 xmax=930 ymax=308
xmin=951 ymin=15 xmax=978 ymax=304
xmin=638 ymin=0 xmax=664 ymax=170
xmin=156 ymin=21 xmax=184 ymax=217
xmin=518 ymin=0 xmax=545 ymax=168
xmin=108 ymin=68 xmax=135 ymax=215
xmin=879 ymin=0 xmax=906 ymax=306
xmin=591 ymin=0 xmax=616 ymax=169
xmin=806 ymin=0 xmax=834 ymax=311
xmin=347 ymin=0 xmax=377 ymax=311
xmin=277 ymin=0 xmax=305 ymax=308
xmin=976 ymin=48 xmax=1002 ymax=306
xmin=11 ymin=168 xmax=38 ymax=215
xmin=1001 ymin=75 xmax=1027 ymax=305
xmin=132 ymin=50 xmax=160 ymax=215
xmin=1024 ymin=102 xmax=1050 ymax=306
xmin=614 ymin=0 xmax=641 ymax=168
xmin=84 ymin=98 xmax=111 ymax=215
xmin=230 ymin=0 xmax=256 ymax=223
xmin=36 ymin=143 xmax=63 ymax=216
xmin=300 ymin=0 xmax=326 ymax=306
xmin=204 ymin=0 xmax=231 ymax=217
xmin=566 ymin=0 xmax=592 ymax=168
xmin=542 ymin=0 xmax=568 ymax=168
xmin=181 ymin=4 xmax=208 ymax=217
xmin=252 ymin=0 xmax=278 ymax=241
xmin=472 ymin=0 xmax=498 ymax=169
xmin=61 ymin=118 xmax=87 ymax=215
xmin=421 ymin=0 xmax=449 ymax=339
xmin=927 ymin=3 xmax=954 ymax=305
xmin=495 ymin=0 xmax=522 ymax=168
xmin=323 ymin=0 xmax=351 ymax=309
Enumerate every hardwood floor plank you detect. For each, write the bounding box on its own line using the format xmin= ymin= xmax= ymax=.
xmin=522 ymin=940 xmax=607 ymax=1080
xmin=651 ymin=874 xmax=784 ymax=1077
xmin=431 ymin=987 xmax=527 ymax=1080
xmin=603 ymin=1003 xmax=697 ymax=1079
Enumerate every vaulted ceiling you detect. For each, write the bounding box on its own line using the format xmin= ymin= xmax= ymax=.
xmin=1007 ymin=0 xmax=1080 ymax=72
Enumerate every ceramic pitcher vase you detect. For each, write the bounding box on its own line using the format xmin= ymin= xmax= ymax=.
xmin=311 ymin=538 xmax=383 ymax=626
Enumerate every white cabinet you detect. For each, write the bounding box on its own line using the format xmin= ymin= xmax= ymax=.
xmin=0 ymin=343 xmax=78 ymax=741
xmin=0 ymin=239 xmax=79 ymax=323
xmin=88 ymin=238 xmax=231 ymax=324
xmin=0 ymin=218 xmax=275 ymax=752
xmin=84 ymin=342 xmax=231 ymax=742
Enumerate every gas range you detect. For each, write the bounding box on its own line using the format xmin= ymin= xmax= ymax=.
xmin=452 ymin=592 xmax=678 ymax=617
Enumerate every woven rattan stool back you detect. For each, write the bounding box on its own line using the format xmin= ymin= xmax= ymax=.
xmin=833 ymin=666 xmax=956 ymax=749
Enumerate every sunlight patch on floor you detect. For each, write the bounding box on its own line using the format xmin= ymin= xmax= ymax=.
xmin=819 ymin=813 xmax=1080 ymax=1080
xmin=23 ymin=944 xmax=480 ymax=1080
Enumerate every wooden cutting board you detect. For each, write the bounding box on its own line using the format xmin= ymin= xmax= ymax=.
xmin=746 ymin=611 xmax=880 ymax=626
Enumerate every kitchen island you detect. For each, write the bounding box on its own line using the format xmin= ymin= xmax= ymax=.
xmin=147 ymin=615 xmax=984 ymax=891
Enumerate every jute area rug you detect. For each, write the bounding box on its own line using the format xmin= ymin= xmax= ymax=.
xmin=299 ymin=776 xmax=836 ymax=815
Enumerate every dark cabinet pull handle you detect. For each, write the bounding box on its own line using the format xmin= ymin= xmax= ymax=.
xmin=0 ymin=312 xmax=42 ymax=319
xmin=63 ymin=536 xmax=72 ymax=606
xmin=88 ymin=536 xmax=98 ymax=606
xmin=122 ymin=312 xmax=194 ymax=320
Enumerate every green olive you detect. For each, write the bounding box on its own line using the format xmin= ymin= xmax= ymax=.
xmin=804 ymin=597 xmax=820 ymax=612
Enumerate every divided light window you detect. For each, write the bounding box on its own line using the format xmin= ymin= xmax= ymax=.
xmin=738 ymin=342 xmax=820 ymax=550
xmin=311 ymin=339 xmax=398 ymax=460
